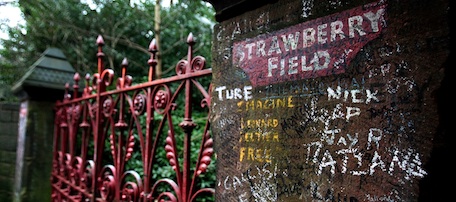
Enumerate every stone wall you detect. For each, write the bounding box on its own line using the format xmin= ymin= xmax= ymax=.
xmin=12 ymin=100 xmax=54 ymax=202
xmin=0 ymin=100 xmax=54 ymax=202
xmin=0 ymin=102 xmax=19 ymax=201
xmin=210 ymin=0 xmax=452 ymax=201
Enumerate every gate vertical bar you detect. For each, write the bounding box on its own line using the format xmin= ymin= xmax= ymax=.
xmin=142 ymin=39 xmax=157 ymax=201
xmin=180 ymin=33 xmax=197 ymax=202
xmin=92 ymin=35 xmax=106 ymax=202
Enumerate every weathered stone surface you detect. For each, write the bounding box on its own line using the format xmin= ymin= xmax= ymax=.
xmin=0 ymin=102 xmax=19 ymax=201
xmin=210 ymin=0 xmax=451 ymax=201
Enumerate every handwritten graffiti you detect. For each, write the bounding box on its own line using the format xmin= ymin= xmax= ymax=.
xmin=211 ymin=0 xmax=441 ymax=200
xmin=236 ymin=96 xmax=295 ymax=112
xmin=215 ymin=85 xmax=253 ymax=101
xmin=233 ymin=1 xmax=387 ymax=86
xmin=280 ymin=91 xmax=427 ymax=179
xmin=219 ymin=164 xmax=278 ymax=201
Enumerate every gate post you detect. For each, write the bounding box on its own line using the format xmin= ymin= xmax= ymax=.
xmin=10 ymin=48 xmax=78 ymax=202
xmin=207 ymin=0 xmax=452 ymax=201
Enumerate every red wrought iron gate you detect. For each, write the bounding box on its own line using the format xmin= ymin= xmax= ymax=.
xmin=51 ymin=33 xmax=214 ymax=201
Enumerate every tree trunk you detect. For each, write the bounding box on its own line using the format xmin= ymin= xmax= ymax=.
xmin=154 ymin=0 xmax=162 ymax=78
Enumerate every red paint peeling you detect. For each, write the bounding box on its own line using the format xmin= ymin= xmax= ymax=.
xmin=233 ymin=1 xmax=387 ymax=87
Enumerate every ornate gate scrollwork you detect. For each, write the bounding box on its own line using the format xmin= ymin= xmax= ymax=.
xmin=51 ymin=33 xmax=214 ymax=202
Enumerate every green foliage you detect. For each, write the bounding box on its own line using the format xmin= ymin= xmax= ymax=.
xmin=0 ymin=0 xmax=214 ymax=85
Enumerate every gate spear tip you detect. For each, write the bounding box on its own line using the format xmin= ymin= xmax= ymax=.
xmin=96 ymin=35 xmax=105 ymax=46
xmin=122 ymin=58 xmax=129 ymax=67
xmin=149 ymin=38 xmax=157 ymax=53
xmin=187 ymin=32 xmax=195 ymax=45
xmin=73 ymin=72 xmax=80 ymax=82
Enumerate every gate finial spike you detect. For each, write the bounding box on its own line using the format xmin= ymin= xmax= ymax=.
xmin=85 ymin=73 xmax=90 ymax=81
xmin=121 ymin=58 xmax=128 ymax=88
xmin=96 ymin=35 xmax=105 ymax=74
xmin=96 ymin=35 xmax=105 ymax=46
xmin=187 ymin=32 xmax=195 ymax=46
xmin=73 ymin=72 xmax=80 ymax=82
xmin=73 ymin=73 xmax=80 ymax=98
xmin=148 ymin=38 xmax=158 ymax=82
xmin=149 ymin=38 xmax=158 ymax=53
xmin=122 ymin=58 xmax=129 ymax=67
xmin=84 ymin=73 xmax=91 ymax=96
xmin=64 ymin=83 xmax=70 ymax=100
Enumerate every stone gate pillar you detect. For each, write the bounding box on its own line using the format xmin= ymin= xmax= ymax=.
xmin=10 ymin=48 xmax=78 ymax=202
xmin=206 ymin=0 xmax=452 ymax=201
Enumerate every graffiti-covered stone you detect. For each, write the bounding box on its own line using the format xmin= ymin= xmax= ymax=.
xmin=209 ymin=0 xmax=452 ymax=201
